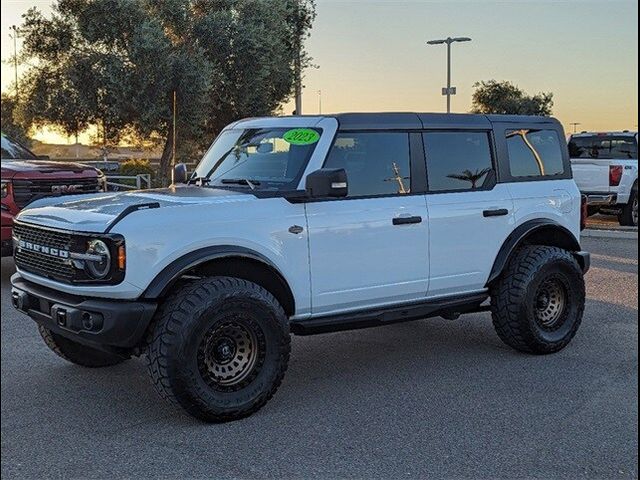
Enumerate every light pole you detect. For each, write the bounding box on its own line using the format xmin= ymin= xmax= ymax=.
xmin=570 ymin=122 xmax=581 ymax=133
xmin=427 ymin=36 xmax=471 ymax=113
xmin=10 ymin=25 xmax=20 ymax=101
xmin=317 ymin=89 xmax=322 ymax=114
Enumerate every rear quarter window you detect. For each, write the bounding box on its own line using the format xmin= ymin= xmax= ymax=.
xmin=506 ymin=129 xmax=565 ymax=178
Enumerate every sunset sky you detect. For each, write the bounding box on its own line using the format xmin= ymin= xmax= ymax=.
xmin=1 ymin=0 xmax=638 ymax=145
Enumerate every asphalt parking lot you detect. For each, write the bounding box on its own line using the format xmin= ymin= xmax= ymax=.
xmin=1 ymin=236 xmax=637 ymax=480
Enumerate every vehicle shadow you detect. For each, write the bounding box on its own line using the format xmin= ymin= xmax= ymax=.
xmin=4 ymin=296 xmax=636 ymax=432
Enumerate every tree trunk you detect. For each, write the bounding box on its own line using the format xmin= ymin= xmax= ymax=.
xmin=158 ymin=126 xmax=173 ymax=187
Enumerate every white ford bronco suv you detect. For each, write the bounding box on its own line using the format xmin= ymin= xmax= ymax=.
xmin=569 ymin=131 xmax=638 ymax=226
xmin=11 ymin=113 xmax=590 ymax=422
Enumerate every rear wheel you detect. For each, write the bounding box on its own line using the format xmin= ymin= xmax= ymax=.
xmin=146 ymin=276 xmax=290 ymax=423
xmin=618 ymin=187 xmax=638 ymax=227
xmin=490 ymin=245 xmax=585 ymax=354
xmin=38 ymin=325 xmax=127 ymax=367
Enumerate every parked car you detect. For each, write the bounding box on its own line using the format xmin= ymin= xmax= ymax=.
xmin=1 ymin=133 xmax=107 ymax=256
xmin=569 ymin=131 xmax=638 ymax=226
xmin=10 ymin=113 xmax=589 ymax=422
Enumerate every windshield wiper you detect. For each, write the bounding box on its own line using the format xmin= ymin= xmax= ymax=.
xmin=220 ymin=178 xmax=261 ymax=190
xmin=188 ymin=176 xmax=211 ymax=186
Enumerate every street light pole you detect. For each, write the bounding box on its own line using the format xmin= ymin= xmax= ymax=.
xmin=10 ymin=25 xmax=19 ymax=101
xmin=318 ymin=90 xmax=322 ymax=114
xmin=427 ymin=36 xmax=471 ymax=113
xmin=570 ymin=122 xmax=581 ymax=133
xmin=446 ymin=41 xmax=451 ymax=113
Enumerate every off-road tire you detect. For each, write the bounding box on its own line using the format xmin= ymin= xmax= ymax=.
xmin=145 ymin=276 xmax=290 ymax=423
xmin=38 ymin=325 xmax=127 ymax=367
xmin=490 ymin=245 xmax=585 ymax=354
xmin=618 ymin=186 xmax=638 ymax=227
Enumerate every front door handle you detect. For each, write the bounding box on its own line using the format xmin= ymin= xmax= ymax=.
xmin=483 ymin=209 xmax=509 ymax=217
xmin=393 ymin=216 xmax=422 ymax=225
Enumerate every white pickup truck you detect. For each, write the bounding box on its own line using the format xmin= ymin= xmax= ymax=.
xmin=569 ymin=131 xmax=638 ymax=226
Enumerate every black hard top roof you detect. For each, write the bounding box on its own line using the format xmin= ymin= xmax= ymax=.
xmin=330 ymin=112 xmax=559 ymax=130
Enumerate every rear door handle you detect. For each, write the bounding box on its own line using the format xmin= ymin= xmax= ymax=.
xmin=483 ymin=209 xmax=509 ymax=217
xmin=393 ymin=216 xmax=422 ymax=225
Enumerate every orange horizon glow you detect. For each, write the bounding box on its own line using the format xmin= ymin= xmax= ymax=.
xmin=2 ymin=0 xmax=638 ymax=143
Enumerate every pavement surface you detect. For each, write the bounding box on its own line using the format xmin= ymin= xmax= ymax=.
xmin=586 ymin=214 xmax=638 ymax=232
xmin=1 ymin=237 xmax=638 ymax=480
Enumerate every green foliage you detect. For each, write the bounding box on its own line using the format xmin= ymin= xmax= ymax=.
xmin=471 ymin=80 xmax=554 ymax=116
xmin=1 ymin=94 xmax=32 ymax=146
xmin=119 ymin=159 xmax=155 ymax=177
xmin=18 ymin=0 xmax=316 ymax=185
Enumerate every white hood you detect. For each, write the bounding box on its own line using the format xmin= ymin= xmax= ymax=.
xmin=15 ymin=186 xmax=252 ymax=233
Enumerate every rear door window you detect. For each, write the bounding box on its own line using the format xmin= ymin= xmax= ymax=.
xmin=506 ymin=129 xmax=565 ymax=178
xmin=423 ymin=131 xmax=494 ymax=192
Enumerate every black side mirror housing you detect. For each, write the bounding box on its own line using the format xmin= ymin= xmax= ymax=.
xmin=172 ymin=163 xmax=188 ymax=184
xmin=305 ymin=168 xmax=348 ymax=198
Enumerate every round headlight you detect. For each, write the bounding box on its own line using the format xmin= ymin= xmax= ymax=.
xmin=85 ymin=239 xmax=111 ymax=279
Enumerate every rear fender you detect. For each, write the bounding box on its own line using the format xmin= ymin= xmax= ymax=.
xmin=487 ymin=219 xmax=582 ymax=285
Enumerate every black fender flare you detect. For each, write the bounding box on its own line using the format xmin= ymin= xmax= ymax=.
xmin=486 ymin=219 xmax=582 ymax=286
xmin=142 ymin=245 xmax=290 ymax=300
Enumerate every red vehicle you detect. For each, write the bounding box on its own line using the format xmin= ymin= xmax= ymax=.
xmin=1 ymin=134 xmax=106 ymax=256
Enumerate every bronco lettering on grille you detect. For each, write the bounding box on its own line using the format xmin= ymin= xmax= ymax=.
xmin=18 ymin=240 xmax=69 ymax=258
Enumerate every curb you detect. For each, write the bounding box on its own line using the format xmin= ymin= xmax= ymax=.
xmin=581 ymin=229 xmax=638 ymax=240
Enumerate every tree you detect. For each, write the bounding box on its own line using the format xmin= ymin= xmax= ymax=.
xmin=17 ymin=0 xmax=316 ymax=185
xmin=1 ymin=93 xmax=32 ymax=146
xmin=447 ymin=167 xmax=492 ymax=189
xmin=470 ymin=80 xmax=553 ymax=116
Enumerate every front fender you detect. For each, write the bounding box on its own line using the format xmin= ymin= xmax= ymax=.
xmin=141 ymin=245 xmax=286 ymax=299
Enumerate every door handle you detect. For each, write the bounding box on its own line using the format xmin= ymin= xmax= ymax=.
xmin=393 ymin=216 xmax=422 ymax=225
xmin=483 ymin=209 xmax=509 ymax=217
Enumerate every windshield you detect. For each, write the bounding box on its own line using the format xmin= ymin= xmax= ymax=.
xmin=568 ymin=135 xmax=638 ymax=160
xmin=192 ymin=127 xmax=322 ymax=190
xmin=1 ymin=134 xmax=37 ymax=160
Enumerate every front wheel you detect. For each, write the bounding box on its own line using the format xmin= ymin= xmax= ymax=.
xmin=618 ymin=188 xmax=638 ymax=227
xmin=145 ymin=277 xmax=290 ymax=423
xmin=490 ymin=245 xmax=586 ymax=354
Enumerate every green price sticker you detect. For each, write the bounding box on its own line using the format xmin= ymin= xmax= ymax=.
xmin=283 ymin=128 xmax=320 ymax=145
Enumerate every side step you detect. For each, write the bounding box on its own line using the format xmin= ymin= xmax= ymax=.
xmin=290 ymin=292 xmax=489 ymax=336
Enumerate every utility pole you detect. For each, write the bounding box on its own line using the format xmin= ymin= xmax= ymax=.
xmin=427 ymin=36 xmax=471 ymax=113
xmin=10 ymin=25 xmax=19 ymax=101
xmin=172 ymin=90 xmax=177 ymax=167
xmin=318 ymin=90 xmax=322 ymax=114
xmin=294 ymin=46 xmax=302 ymax=115
xmin=570 ymin=122 xmax=581 ymax=133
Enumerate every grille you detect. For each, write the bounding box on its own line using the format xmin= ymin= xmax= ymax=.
xmin=12 ymin=177 xmax=101 ymax=208
xmin=12 ymin=223 xmax=76 ymax=282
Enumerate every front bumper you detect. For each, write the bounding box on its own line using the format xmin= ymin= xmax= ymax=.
xmin=11 ymin=274 xmax=157 ymax=351
xmin=1 ymin=208 xmax=15 ymax=256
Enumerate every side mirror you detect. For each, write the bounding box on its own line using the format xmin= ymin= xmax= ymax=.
xmin=256 ymin=143 xmax=274 ymax=154
xmin=172 ymin=163 xmax=188 ymax=184
xmin=305 ymin=168 xmax=348 ymax=198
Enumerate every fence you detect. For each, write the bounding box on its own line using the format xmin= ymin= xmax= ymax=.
xmin=105 ymin=174 xmax=152 ymax=191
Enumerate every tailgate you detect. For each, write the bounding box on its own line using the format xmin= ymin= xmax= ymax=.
xmin=570 ymin=159 xmax=612 ymax=193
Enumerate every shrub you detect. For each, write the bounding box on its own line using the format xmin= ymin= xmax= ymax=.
xmin=120 ymin=159 xmax=155 ymax=177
